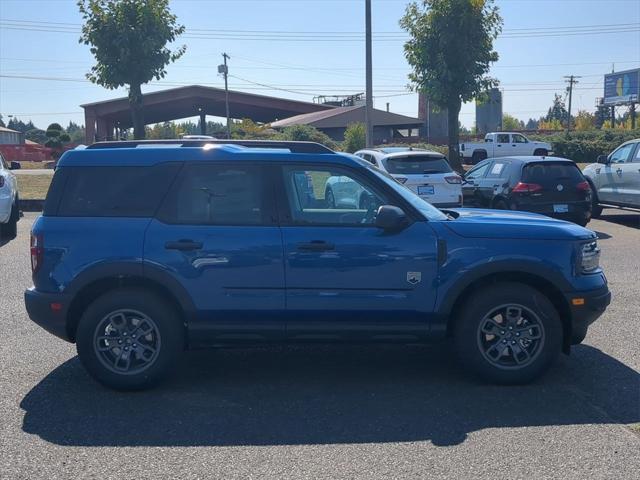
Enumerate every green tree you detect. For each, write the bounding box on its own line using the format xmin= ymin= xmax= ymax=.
xmin=545 ymin=94 xmax=569 ymax=125
xmin=400 ymin=0 xmax=502 ymax=172
xmin=78 ymin=0 xmax=186 ymax=139
xmin=276 ymin=125 xmax=337 ymax=150
xmin=343 ymin=122 xmax=366 ymax=153
xmin=45 ymin=123 xmax=71 ymax=157
xmin=502 ymin=113 xmax=524 ymax=130
xmin=0 ymin=114 xmax=5 ymax=128
xmin=574 ymin=110 xmax=596 ymax=131
xmin=25 ymin=128 xmax=48 ymax=144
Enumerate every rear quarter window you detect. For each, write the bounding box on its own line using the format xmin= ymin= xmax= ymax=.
xmin=382 ymin=155 xmax=452 ymax=175
xmin=49 ymin=163 xmax=180 ymax=217
xmin=522 ymin=162 xmax=584 ymax=186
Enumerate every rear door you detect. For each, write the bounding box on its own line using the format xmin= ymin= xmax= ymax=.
xmin=277 ymin=163 xmax=439 ymax=341
xmin=598 ymin=142 xmax=635 ymax=204
xmin=144 ymin=162 xmax=285 ymax=343
xmin=483 ymin=159 xmax=512 ymax=203
xmin=494 ymin=133 xmax=511 ymax=157
xmin=512 ymin=134 xmax=530 ymax=155
xmin=625 ymin=143 xmax=640 ymax=207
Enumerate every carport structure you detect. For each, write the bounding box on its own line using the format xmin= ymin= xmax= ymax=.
xmin=81 ymin=85 xmax=334 ymax=143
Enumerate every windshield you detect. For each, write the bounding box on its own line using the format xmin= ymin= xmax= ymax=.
xmin=382 ymin=155 xmax=452 ymax=175
xmin=365 ymin=163 xmax=448 ymax=221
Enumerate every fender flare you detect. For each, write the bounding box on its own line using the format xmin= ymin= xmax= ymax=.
xmin=435 ymin=259 xmax=572 ymax=316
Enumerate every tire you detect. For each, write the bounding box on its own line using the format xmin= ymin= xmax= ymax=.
xmin=471 ymin=151 xmax=486 ymax=165
xmin=533 ymin=149 xmax=548 ymax=156
xmin=590 ymin=185 xmax=603 ymax=218
xmin=574 ymin=217 xmax=589 ymax=227
xmin=325 ymin=188 xmax=336 ymax=208
xmin=1 ymin=201 xmax=18 ymax=239
xmin=453 ymin=282 xmax=562 ymax=384
xmin=76 ymin=288 xmax=184 ymax=391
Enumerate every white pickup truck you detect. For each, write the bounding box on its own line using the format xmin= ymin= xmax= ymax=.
xmin=460 ymin=132 xmax=552 ymax=165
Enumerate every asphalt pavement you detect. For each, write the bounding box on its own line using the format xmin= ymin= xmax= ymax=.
xmin=1 ymin=212 xmax=638 ymax=480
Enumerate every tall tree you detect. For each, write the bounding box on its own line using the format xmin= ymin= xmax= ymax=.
xmin=78 ymin=0 xmax=186 ymax=139
xmin=401 ymin=0 xmax=502 ymax=172
xmin=545 ymin=94 xmax=569 ymax=125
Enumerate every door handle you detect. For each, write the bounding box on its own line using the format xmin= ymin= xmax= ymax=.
xmin=165 ymin=240 xmax=203 ymax=251
xmin=616 ymin=168 xmax=623 ymax=175
xmin=297 ymin=241 xmax=335 ymax=252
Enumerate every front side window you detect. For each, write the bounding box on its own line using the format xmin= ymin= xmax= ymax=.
xmin=609 ymin=143 xmax=634 ymax=164
xmin=159 ymin=164 xmax=271 ymax=225
xmin=282 ymin=166 xmax=386 ymax=226
xmin=466 ymin=161 xmax=491 ymax=180
xmin=513 ymin=134 xmax=528 ymax=144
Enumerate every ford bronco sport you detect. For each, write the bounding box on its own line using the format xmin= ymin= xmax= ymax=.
xmin=25 ymin=140 xmax=611 ymax=390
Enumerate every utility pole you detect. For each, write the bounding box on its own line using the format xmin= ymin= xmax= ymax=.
xmin=564 ymin=75 xmax=580 ymax=132
xmin=365 ymin=0 xmax=374 ymax=147
xmin=218 ymin=53 xmax=231 ymax=139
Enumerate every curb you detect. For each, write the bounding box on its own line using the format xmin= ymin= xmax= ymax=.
xmin=19 ymin=199 xmax=45 ymax=212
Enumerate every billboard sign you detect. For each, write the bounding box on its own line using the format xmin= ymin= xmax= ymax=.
xmin=603 ymin=68 xmax=640 ymax=105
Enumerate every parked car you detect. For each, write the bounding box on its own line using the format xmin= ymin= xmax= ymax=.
xmin=462 ymin=156 xmax=592 ymax=226
xmin=0 ymin=152 xmax=19 ymax=239
xmin=582 ymin=138 xmax=640 ymax=217
xmin=25 ymin=139 xmax=610 ymax=390
xmin=354 ymin=148 xmax=463 ymax=207
xmin=460 ymin=133 xmax=552 ymax=165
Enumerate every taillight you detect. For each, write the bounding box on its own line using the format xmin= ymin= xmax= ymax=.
xmin=512 ymin=182 xmax=543 ymax=193
xmin=396 ymin=177 xmax=408 ymax=184
xmin=576 ymin=181 xmax=591 ymax=193
xmin=444 ymin=175 xmax=462 ymax=184
xmin=30 ymin=233 xmax=43 ymax=273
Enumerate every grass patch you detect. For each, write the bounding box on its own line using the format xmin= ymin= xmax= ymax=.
xmin=16 ymin=161 xmax=53 ymax=170
xmin=16 ymin=175 xmax=52 ymax=200
xmin=629 ymin=423 xmax=640 ymax=434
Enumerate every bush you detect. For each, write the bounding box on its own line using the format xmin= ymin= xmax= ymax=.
xmin=529 ymin=129 xmax=640 ymax=163
xmin=276 ymin=125 xmax=338 ymax=150
xmin=342 ymin=122 xmax=366 ymax=153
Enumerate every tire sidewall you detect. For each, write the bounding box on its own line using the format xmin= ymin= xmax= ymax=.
xmin=76 ymin=289 xmax=183 ymax=390
xmin=454 ymin=283 xmax=562 ymax=384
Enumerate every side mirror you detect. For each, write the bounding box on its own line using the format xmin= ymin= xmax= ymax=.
xmin=375 ymin=205 xmax=409 ymax=231
xmin=596 ymin=155 xmax=609 ymax=165
xmin=9 ymin=161 xmax=21 ymax=170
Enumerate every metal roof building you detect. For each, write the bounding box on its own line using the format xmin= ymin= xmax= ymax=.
xmin=270 ymin=105 xmax=423 ymax=144
xmin=80 ymin=85 xmax=334 ymax=143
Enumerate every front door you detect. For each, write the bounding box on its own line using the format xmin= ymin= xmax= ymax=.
xmin=144 ymin=162 xmax=285 ymax=343
xmin=598 ymin=142 xmax=636 ymax=204
xmin=277 ymin=164 xmax=439 ymax=341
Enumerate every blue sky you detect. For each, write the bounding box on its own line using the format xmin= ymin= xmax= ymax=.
xmin=0 ymin=0 xmax=639 ymax=130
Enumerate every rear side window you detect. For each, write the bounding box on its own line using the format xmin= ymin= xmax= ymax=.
xmin=158 ymin=164 xmax=272 ymax=225
xmin=52 ymin=164 xmax=180 ymax=217
xmin=522 ymin=162 xmax=584 ymax=186
xmin=382 ymin=155 xmax=452 ymax=175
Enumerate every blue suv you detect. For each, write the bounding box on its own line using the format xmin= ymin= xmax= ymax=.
xmin=25 ymin=140 xmax=611 ymax=390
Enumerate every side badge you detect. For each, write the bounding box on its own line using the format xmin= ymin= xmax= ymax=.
xmin=407 ymin=272 xmax=422 ymax=285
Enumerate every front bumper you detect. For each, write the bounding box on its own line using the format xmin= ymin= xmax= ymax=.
xmin=24 ymin=287 xmax=73 ymax=342
xmin=564 ymin=285 xmax=611 ymax=344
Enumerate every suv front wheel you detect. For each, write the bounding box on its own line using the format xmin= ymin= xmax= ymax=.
xmin=453 ymin=282 xmax=562 ymax=384
xmin=76 ymin=288 xmax=184 ymax=390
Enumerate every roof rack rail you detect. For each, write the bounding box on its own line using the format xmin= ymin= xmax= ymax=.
xmin=86 ymin=139 xmax=334 ymax=154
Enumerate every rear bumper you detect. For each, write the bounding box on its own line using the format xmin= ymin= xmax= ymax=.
xmin=564 ymin=285 xmax=611 ymax=344
xmin=24 ymin=287 xmax=73 ymax=342
xmin=512 ymin=201 xmax=591 ymax=222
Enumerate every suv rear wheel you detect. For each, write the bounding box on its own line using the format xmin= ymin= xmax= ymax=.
xmin=453 ymin=282 xmax=562 ymax=384
xmin=76 ymin=288 xmax=184 ymax=390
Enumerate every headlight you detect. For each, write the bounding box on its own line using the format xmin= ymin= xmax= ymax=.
xmin=579 ymin=240 xmax=600 ymax=273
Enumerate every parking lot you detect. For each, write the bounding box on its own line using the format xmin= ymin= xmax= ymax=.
xmin=1 ymin=211 xmax=638 ymax=479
